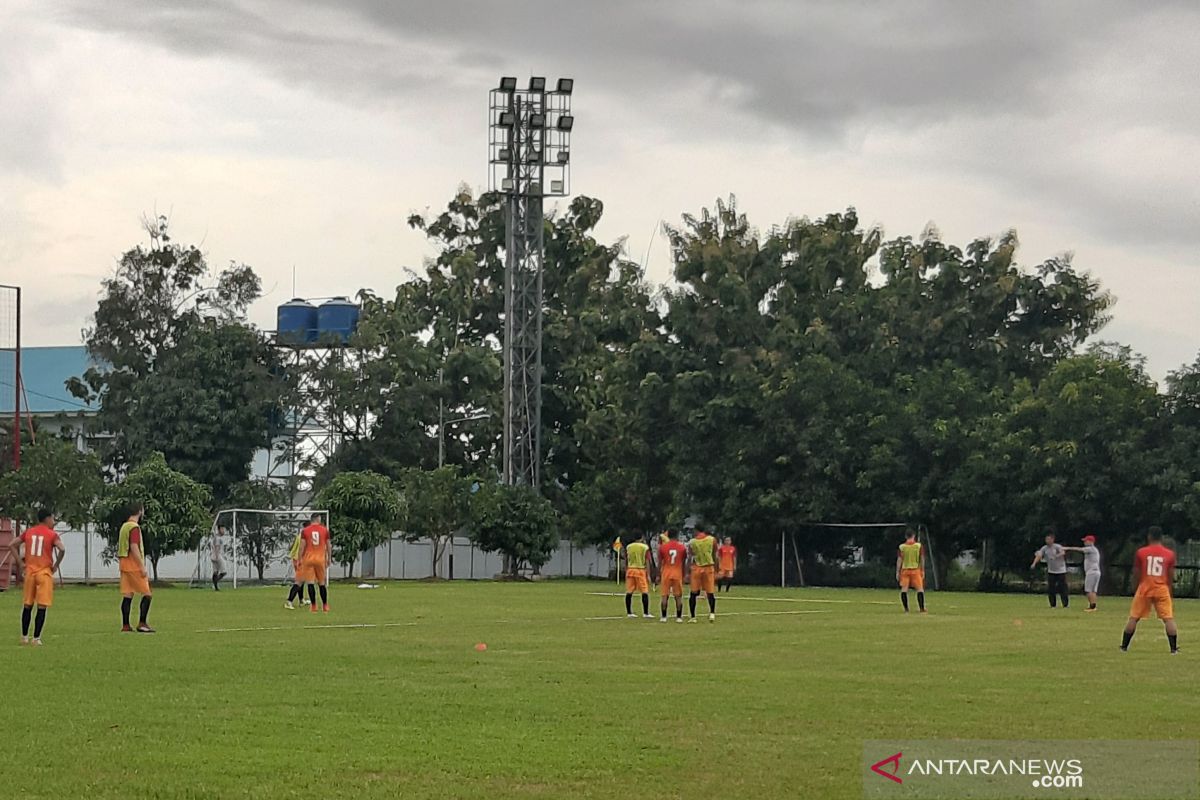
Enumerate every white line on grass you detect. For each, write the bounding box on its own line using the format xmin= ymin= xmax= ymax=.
xmin=580 ymin=610 xmax=833 ymax=621
xmin=201 ymin=621 xmax=421 ymax=633
xmin=200 ymin=609 xmax=831 ymax=633
xmin=587 ymin=591 xmax=893 ymax=606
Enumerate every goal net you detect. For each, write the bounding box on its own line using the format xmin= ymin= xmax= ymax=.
xmin=779 ymin=523 xmax=939 ymax=590
xmin=191 ymin=508 xmax=330 ymax=589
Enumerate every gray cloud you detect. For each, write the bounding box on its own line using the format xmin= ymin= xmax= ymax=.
xmin=51 ymin=0 xmax=1200 ymax=255
xmin=6 ymin=0 xmax=1198 ymax=375
xmin=56 ymin=0 xmax=1186 ymax=132
xmin=0 ymin=17 xmax=66 ymax=180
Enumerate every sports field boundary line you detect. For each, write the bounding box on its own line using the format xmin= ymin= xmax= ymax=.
xmin=586 ymin=591 xmax=893 ymax=606
xmin=579 ymin=610 xmax=832 ymax=621
xmin=201 ymin=621 xmax=423 ymax=633
xmin=199 ymin=608 xmax=831 ymax=633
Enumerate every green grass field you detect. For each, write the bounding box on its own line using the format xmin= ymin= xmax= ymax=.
xmin=7 ymin=581 xmax=1198 ymax=799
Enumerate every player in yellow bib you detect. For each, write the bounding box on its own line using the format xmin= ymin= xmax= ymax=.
xmin=896 ymin=530 xmax=927 ymax=613
xmin=284 ymin=530 xmax=307 ymax=609
xmin=687 ymin=529 xmax=719 ymax=623
xmin=623 ymin=535 xmax=653 ymax=619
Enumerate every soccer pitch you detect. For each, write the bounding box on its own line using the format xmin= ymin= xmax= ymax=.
xmin=9 ymin=582 xmax=1198 ymax=799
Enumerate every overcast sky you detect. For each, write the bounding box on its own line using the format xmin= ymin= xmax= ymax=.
xmin=2 ymin=0 xmax=1198 ymax=378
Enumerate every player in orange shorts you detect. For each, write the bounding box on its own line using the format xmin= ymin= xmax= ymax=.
xmin=622 ymin=534 xmax=653 ymax=619
xmin=658 ymin=530 xmax=688 ymax=623
xmin=299 ymin=512 xmax=332 ymax=613
xmin=717 ymin=537 xmax=738 ymax=592
xmin=687 ymin=527 xmax=718 ymax=623
xmin=117 ymin=503 xmax=155 ymax=633
xmin=12 ymin=509 xmax=66 ymax=645
xmin=1121 ymin=526 xmax=1178 ymax=654
xmin=896 ymin=530 xmax=927 ymax=613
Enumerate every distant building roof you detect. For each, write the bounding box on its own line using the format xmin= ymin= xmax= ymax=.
xmin=0 ymin=346 xmax=95 ymax=415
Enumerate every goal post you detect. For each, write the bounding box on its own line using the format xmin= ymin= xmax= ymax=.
xmin=779 ymin=522 xmax=939 ymax=591
xmin=192 ymin=508 xmax=330 ymax=589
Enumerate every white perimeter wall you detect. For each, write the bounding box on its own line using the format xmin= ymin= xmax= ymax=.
xmin=39 ymin=528 xmax=613 ymax=583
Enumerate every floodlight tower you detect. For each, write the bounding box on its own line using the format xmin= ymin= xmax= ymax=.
xmin=489 ymin=76 xmax=574 ymax=488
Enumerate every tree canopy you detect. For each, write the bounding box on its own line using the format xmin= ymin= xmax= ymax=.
xmin=69 ymin=216 xmax=278 ymax=501
xmin=0 ymin=434 xmax=103 ymax=528
xmin=312 ymin=471 xmax=404 ymax=573
xmin=308 ymin=190 xmax=1189 ymax=585
xmin=97 ymin=452 xmax=212 ymax=580
xmin=61 ymin=191 xmax=1200 ymax=588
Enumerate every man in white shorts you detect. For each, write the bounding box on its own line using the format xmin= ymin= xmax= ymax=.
xmin=1064 ymin=535 xmax=1101 ymax=611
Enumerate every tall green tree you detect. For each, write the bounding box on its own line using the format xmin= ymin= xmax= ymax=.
xmin=68 ymin=216 xmax=272 ymax=493
xmin=470 ymin=482 xmax=559 ymax=577
xmin=96 ymin=452 xmax=212 ymax=580
xmin=313 ymin=471 xmax=403 ymax=575
xmin=398 ymin=466 xmax=474 ymax=579
xmin=1161 ymin=354 xmax=1200 ymax=536
xmin=984 ymin=345 xmax=1167 ymax=577
xmin=0 ymin=434 xmax=103 ymax=528
xmin=129 ymin=320 xmax=282 ymax=502
xmin=327 ymin=190 xmax=665 ymax=531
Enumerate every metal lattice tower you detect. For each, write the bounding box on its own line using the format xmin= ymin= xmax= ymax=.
xmin=489 ymin=77 xmax=573 ymax=488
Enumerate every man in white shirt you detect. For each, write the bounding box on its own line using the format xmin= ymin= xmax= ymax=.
xmin=1063 ymin=535 xmax=1101 ymax=612
xmin=1031 ymin=532 xmax=1069 ymax=609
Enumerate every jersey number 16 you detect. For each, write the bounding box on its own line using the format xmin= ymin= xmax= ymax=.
xmin=1147 ymin=556 xmax=1165 ymax=577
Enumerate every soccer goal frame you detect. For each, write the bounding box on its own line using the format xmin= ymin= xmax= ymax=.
xmin=191 ymin=508 xmax=331 ymax=589
xmin=779 ymin=522 xmax=939 ymax=591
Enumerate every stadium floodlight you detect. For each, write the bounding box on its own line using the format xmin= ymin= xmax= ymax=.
xmin=487 ymin=76 xmax=575 ymax=490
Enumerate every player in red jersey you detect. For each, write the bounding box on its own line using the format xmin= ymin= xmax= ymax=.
xmin=1121 ymin=526 xmax=1178 ymax=654
xmin=297 ymin=512 xmax=332 ymax=613
xmin=658 ymin=530 xmax=688 ymax=623
xmin=11 ymin=509 xmax=66 ymax=645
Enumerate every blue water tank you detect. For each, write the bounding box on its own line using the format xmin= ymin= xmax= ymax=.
xmin=277 ymin=299 xmax=317 ymax=344
xmin=316 ymin=297 xmax=359 ymax=344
